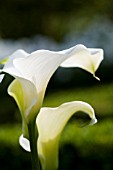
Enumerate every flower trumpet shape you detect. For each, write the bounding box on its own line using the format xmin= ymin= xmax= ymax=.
xmin=20 ymin=101 xmax=97 ymax=170
xmin=0 ymin=45 xmax=103 ymax=138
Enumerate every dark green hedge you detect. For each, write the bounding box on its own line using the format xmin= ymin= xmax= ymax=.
xmin=0 ymin=0 xmax=113 ymax=40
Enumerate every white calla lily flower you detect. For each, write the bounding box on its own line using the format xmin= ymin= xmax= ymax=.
xmin=0 ymin=45 xmax=103 ymax=138
xmin=19 ymin=101 xmax=97 ymax=170
xmin=36 ymin=101 xmax=97 ymax=170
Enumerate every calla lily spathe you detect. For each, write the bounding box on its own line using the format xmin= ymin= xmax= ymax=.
xmin=20 ymin=101 xmax=97 ymax=170
xmin=0 ymin=45 xmax=103 ymax=138
xmin=36 ymin=101 xmax=97 ymax=170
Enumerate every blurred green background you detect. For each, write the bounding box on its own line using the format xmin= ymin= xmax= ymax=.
xmin=0 ymin=0 xmax=113 ymax=170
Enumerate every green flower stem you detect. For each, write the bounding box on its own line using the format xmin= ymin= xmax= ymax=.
xmin=28 ymin=119 xmax=41 ymax=170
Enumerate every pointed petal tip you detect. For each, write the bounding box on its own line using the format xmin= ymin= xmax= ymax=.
xmin=93 ymin=74 xmax=100 ymax=81
xmin=19 ymin=134 xmax=31 ymax=152
xmin=89 ymin=118 xmax=97 ymax=126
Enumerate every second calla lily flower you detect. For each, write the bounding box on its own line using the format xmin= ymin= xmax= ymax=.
xmin=20 ymin=101 xmax=97 ymax=170
xmin=0 ymin=45 xmax=103 ymax=138
xmin=36 ymin=101 xmax=97 ymax=170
